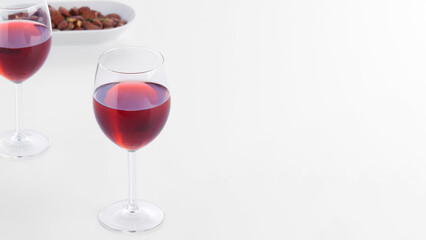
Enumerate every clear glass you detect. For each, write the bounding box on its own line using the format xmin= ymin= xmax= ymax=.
xmin=0 ymin=0 xmax=52 ymax=159
xmin=93 ymin=47 xmax=170 ymax=233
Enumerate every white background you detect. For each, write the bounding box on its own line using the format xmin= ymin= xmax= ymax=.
xmin=1 ymin=0 xmax=426 ymax=239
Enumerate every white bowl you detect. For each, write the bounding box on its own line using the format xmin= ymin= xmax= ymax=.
xmin=49 ymin=1 xmax=135 ymax=45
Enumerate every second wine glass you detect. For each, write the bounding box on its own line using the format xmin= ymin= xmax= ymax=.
xmin=93 ymin=47 xmax=170 ymax=233
xmin=0 ymin=0 xmax=52 ymax=159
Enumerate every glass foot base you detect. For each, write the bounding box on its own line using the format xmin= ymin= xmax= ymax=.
xmin=0 ymin=130 xmax=50 ymax=159
xmin=99 ymin=200 xmax=165 ymax=233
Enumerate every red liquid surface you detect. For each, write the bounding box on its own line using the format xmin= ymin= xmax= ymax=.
xmin=0 ymin=21 xmax=51 ymax=83
xmin=93 ymin=81 xmax=171 ymax=151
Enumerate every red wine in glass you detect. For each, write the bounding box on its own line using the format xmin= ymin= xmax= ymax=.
xmin=93 ymin=81 xmax=171 ymax=151
xmin=0 ymin=21 xmax=51 ymax=83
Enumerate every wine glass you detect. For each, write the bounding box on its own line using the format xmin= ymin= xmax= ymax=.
xmin=0 ymin=0 xmax=51 ymax=159
xmin=93 ymin=47 xmax=170 ymax=232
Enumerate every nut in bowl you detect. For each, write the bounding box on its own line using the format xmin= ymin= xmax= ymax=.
xmin=47 ymin=1 xmax=135 ymax=45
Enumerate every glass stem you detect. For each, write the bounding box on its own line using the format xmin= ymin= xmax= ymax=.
xmin=14 ymin=83 xmax=24 ymax=141
xmin=128 ymin=151 xmax=139 ymax=212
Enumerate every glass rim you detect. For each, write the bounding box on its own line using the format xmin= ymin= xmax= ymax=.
xmin=98 ymin=46 xmax=165 ymax=75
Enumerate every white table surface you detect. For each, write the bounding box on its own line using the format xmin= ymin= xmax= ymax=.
xmin=1 ymin=0 xmax=426 ymax=239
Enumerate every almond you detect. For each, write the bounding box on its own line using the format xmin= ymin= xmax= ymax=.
xmin=81 ymin=10 xmax=98 ymax=20
xmin=82 ymin=21 xmax=101 ymax=30
xmin=78 ymin=6 xmax=90 ymax=14
xmin=49 ymin=8 xmax=65 ymax=25
xmin=70 ymin=7 xmax=79 ymax=16
xmin=59 ymin=7 xmax=70 ymax=17
xmin=57 ymin=20 xmax=68 ymax=30
xmin=106 ymin=13 xmax=120 ymax=20
xmin=92 ymin=18 xmax=103 ymax=28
